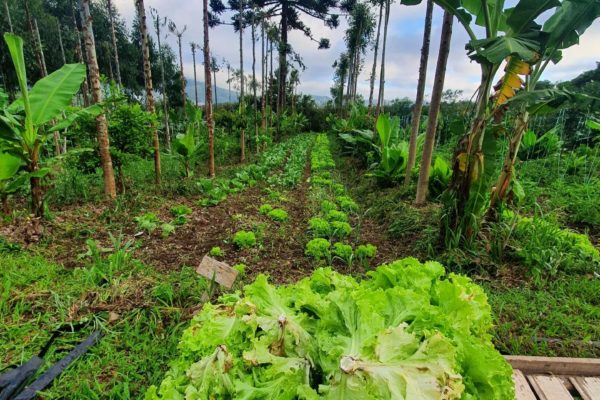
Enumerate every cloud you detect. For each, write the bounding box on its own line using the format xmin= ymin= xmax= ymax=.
xmin=111 ymin=1 xmax=599 ymax=99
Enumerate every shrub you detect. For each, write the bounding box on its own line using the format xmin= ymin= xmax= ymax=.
xmin=327 ymin=210 xmax=348 ymax=223
xmin=356 ymin=244 xmax=378 ymax=268
xmin=309 ymin=217 xmax=332 ymax=238
xmin=331 ymin=221 xmax=353 ymax=238
xmin=267 ymin=208 xmax=289 ymax=222
xmin=134 ymin=213 xmax=161 ymax=233
xmin=209 ymin=246 xmax=225 ymax=257
xmin=233 ymin=231 xmax=257 ymax=249
xmin=259 ymin=204 xmax=273 ymax=215
xmin=333 ymin=242 xmax=353 ymax=266
xmin=305 ymin=238 xmax=331 ymax=264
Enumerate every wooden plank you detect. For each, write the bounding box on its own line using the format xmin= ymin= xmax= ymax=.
xmin=505 ymin=356 xmax=600 ymax=376
xmin=570 ymin=377 xmax=600 ymax=400
xmin=528 ymin=375 xmax=574 ymax=400
xmin=196 ymin=255 xmax=238 ymax=289
xmin=513 ymin=370 xmax=537 ymax=400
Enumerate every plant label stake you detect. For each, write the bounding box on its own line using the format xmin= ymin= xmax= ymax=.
xmin=196 ymin=255 xmax=238 ymax=289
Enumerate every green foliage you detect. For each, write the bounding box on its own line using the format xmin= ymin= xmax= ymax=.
xmin=147 ymin=259 xmax=514 ymax=399
xmin=135 ymin=213 xmax=161 ymax=233
xmin=233 ymin=263 xmax=247 ymax=277
xmin=209 ymin=246 xmax=225 ymax=258
xmin=267 ymin=208 xmax=289 ymax=223
xmin=311 ymin=134 xmax=336 ymax=171
xmin=332 ymin=242 xmax=353 ymax=266
xmin=170 ymin=205 xmax=193 ymax=217
xmin=320 ymin=200 xmax=338 ymax=214
xmin=259 ymin=204 xmax=274 ymax=215
xmin=519 ymin=128 xmax=562 ymax=160
xmin=326 ymin=210 xmax=348 ymax=223
xmin=233 ymin=230 xmax=257 ymax=249
xmin=336 ymin=196 xmax=358 ymax=212
xmin=331 ymin=221 xmax=353 ymax=238
xmin=429 ymin=157 xmax=452 ymax=197
xmin=309 ymin=217 xmax=332 ymax=238
xmin=161 ymin=223 xmax=176 ymax=238
xmin=305 ymin=238 xmax=331 ymax=264
xmin=356 ymin=244 xmax=377 ymax=268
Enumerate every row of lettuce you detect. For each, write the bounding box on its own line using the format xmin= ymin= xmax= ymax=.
xmin=305 ymin=134 xmax=377 ymax=269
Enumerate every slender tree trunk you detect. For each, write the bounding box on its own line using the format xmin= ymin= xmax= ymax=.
xmin=72 ymin=0 xmax=90 ymax=106
xmin=368 ymin=2 xmax=383 ymax=114
xmin=106 ymin=0 xmax=122 ymax=86
xmin=269 ymin=38 xmax=274 ymax=128
xmin=136 ymin=0 xmax=161 ymax=186
xmin=375 ymin=0 xmax=390 ymax=118
xmin=415 ymin=11 xmax=453 ymax=206
xmin=227 ymin=64 xmax=231 ymax=103
xmin=29 ymin=156 xmax=43 ymax=218
xmin=81 ymin=0 xmax=117 ymax=199
xmin=203 ymin=0 xmax=215 ymax=177
xmin=2 ymin=195 xmax=9 ymax=215
xmin=4 ymin=0 xmax=13 ymax=33
xmin=178 ymin=36 xmax=186 ymax=106
xmin=404 ymin=0 xmax=433 ymax=188
xmin=252 ymin=16 xmax=258 ymax=154
xmin=24 ymin=0 xmax=45 ymax=78
xmin=239 ymin=0 xmax=246 ymax=163
xmin=278 ymin=6 xmax=289 ymax=114
xmin=57 ymin=19 xmax=66 ymax=65
xmin=191 ymin=44 xmax=199 ymax=106
xmin=33 ymin=19 xmax=48 ymax=77
xmin=154 ymin=13 xmax=171 ymax=152
xmin=213 ymin=66 xmax=218 ymax=107
xmin=261 ymin=20 xmax=267 ymax=131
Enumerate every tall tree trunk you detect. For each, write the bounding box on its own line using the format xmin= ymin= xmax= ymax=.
xmin=239 ymin=0 xmax=246 ymax=163
xmin=269 ymin=38 xmax=274 ymax=128
xmin=375 ymin=0 xmax=390 ymax=118
xmin=252 ymin=15 xmax=258 ymax=154
xmin=106 ymin=0 xmax=122 ymax=85
xmin=81 ymin=0 xmax=117 ymax=199
xmin=33 ymin=18 xmax=48 ymax=76
xmin=4 ymin=0 xmax=13 ymax=33
xmin=71 ymin=0 xmax=90 ymax=106
xmin=154 ymin=12 xmax=171 ymax=152
xmin=136 ymin=0 xmax=161 ymax=186
xmin=24 ymin=0 xmax=45 ymax=78
xmin=191 ymin=44 xmax=199 ymax=106
xmin=261 ymin=20 xmax=267 ymax=131
xmin=404 ymin=0 xmax=433 ymax=188
xmin=278 ymin=6 xmax=289 ymax=114
xmin=213 ymin=66 xmax=218 ymax=107
xmin=203 ymin=0 xmax=215 ymax=177
xmin=415 ymin=10 xmax=453 ymax=206
xmin=227 ymin=64 xmax=231 ymax=103
xmin=177 ymin=35 xmax=186 ymax=106
xmin=57 ymin=19 xmax=66 ymax=65
xmin=368 ymin=2 xmax=383 ymax=114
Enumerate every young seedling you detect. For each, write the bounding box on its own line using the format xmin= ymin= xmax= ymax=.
xmin=209 ymin=246 xmax=225 ymax=258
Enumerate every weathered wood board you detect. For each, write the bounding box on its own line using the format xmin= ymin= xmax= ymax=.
xmin=196 ymin=255 xmax=238 ymax=289
xmin=506 ymin=355 xmax=600 ymax=376
xmin=570 ymin=377 xmax=600 ymax=400
xmin=528 ymin=375 xmax=574 ymax=400
xmin=514 ymin=370 xmax=537 ymax=400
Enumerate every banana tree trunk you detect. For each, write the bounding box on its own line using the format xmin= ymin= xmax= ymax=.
xmin=203 ymin=0 xmax=215 ymax=177
xmin=487 ymin=111 xmax=530 ymax=219
xmin=404 ymin=0 xmax=433 ymax=188
xmin=28 ymin=153 xmax=43 ymax=218
xmin=82 ymin=0 xmax=117 ymax=200
xmin=136 ymin=0 xmax=161 ymax=186
xmin=2 ymin=194 xmax=9 ymax=215
xmin=415 ymin=10 xmax=453 ymax=206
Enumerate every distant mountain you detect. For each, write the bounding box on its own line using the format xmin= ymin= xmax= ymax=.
xmin=185 ymin=79 xmax=238 ymax=105
xmin=185 ymin=78 xmax=330 ymax=106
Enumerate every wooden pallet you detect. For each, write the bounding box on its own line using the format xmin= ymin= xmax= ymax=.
xmin=506 ymin=356 xmax=600 ymax=399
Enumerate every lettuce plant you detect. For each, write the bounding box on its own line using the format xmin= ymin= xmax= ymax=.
xmin=146 ymin=258 xmax=515 ymax=399
xmin=331 ymin=221 xmax=352 ymax=239
xmin=356 ymin=244 xmax=377 ymax=268
xmin=134 ymin=213 xmax=161 ymax=233
xmin=332 ymin=242 xmax=353 ymax=267
xmin=209 ymin=246 xmax=225 ymax=258
xmin=267 ymin=209 xmax=289 ymax=223
xmin=161 ymin=223 xmax=176 ymax=238
xmin=305 ymin=238 xmax=331 ymax=264
xmin=259 ymin=203 xmax=273 ymax=215
xmin=320 ymin=200 xmax=338 ymax=214
xmin=326 ymin=210 xmax=348 ymax=223
xmin=337 ymin=196 xmax=358 ymax=212
xmin=309 ymin=217 xmax=331 ymax=238
xmin=233 ymin=231 xmax=257 ymax=249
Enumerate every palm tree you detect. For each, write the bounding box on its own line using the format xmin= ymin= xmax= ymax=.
xmin=415 ymin=10 xmax=453 ymax=205
xmin=81 ymin=0 xmax=117 ymax=199
xmin=106 ymin=0 xmax=122 ymax=85
xmin=135 ymin=0 xmax=161 ymax=186
xmin=404 ymin=0 xmax=433 ymax=188
xmin=168 ymin=20 xmax=187 ymax=107
xmin=190 ymin=42 xmax=200 ymax=106
xmin=151 ymin=8 xmax=171 ymax=152
xmin=203 ymin=0 xmax=216 ymax=177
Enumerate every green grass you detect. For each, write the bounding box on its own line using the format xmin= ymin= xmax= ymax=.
xmin=484 ymin=276 xmax=600 ymax=358
xmin=0 ymin=250 xmax=207 ymax=399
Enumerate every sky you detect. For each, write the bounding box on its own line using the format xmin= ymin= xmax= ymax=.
xmin=113 ymin=0 xmax=600 ymax=101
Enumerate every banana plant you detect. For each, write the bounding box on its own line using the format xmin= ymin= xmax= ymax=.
xmin=2 ymin=33 xmax=86 ymax=217
xmin=173 ymin=107 xmax=203 ymax=177
xmin=368 ymin=114 xmax=410 ymax=185
xmin=0 ymin=152 xmax=23 ymax=214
